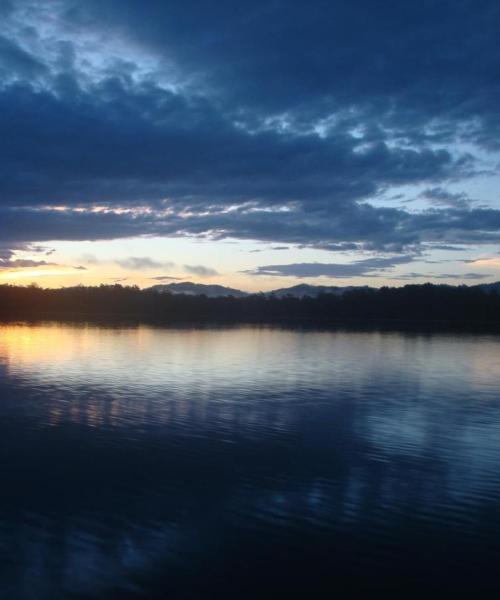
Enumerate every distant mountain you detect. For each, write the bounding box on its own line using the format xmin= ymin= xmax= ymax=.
xmin=266 ymin=284 xmax=372 ymax=298
xmin=474 ymin=281 xmax=500 ymax=293
xmin=148 ymin=282 xmax=249 ymax=298
xmin=148 ymin=281 xmax=374 ymax=298
xmin=151 ymin=280 xmax=500 ymax=299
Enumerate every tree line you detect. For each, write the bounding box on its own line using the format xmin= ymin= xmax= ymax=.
xmin=0 ymin=283 xmax=499 ymax=326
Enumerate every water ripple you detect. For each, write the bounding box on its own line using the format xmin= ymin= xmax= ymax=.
xmin=1 ymin=324 xmax=500 ymax=595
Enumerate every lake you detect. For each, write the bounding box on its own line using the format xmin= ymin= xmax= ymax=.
xmin=1 ymin=322 xmax=500 ymax=597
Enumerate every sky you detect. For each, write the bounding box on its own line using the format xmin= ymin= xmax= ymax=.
xmin=1 ymin=0 xmax=500 ymax=291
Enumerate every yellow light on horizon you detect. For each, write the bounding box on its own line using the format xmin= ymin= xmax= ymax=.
xmin=0 ymin=269 xmax=74 ymax=280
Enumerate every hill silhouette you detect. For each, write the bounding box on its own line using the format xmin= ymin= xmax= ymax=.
xmin=149 ymin=281 xmax=249 ymax=297
xmin=147 ymin=281 xmax=372 ymax=298
xmin=1 ymin=282 xmax=500 ymax=327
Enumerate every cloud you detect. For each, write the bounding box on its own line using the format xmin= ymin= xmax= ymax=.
xmin=425 ymin=245 xmax=469 ymax=252
xmin=420 ymin=188 xmax=472 ymax=209
xmin=0 ymin=1 xmax=13 ymax=17
xmin=0 ymin=35 xmax=48 ymax=79
xmin=0 ymin=81 xmax=463 ymax=211
xmin=80 ymin=253 xmax=100 ymax=265
xmin=51 ymin=5 xmax=460 ymax=102
xmin=3 ymin=203 xmax=500 ymax=256
xmin=0 ymin=243 xmax=52 ymax=261
xmin=0 ymin=246 xmax=17 ymax=261
xmin=0 ymin=258 xmax=59 ymax=270
xmin=150 ymin=275 xmax=183 ymax=281
xmin=63 ymin=0 xmax=500 ymax=149
xmin=249 ymin=255 xmax=415 ymax=278
xmin=183 ymin=264 xmax=218 ymax=277
xmin=464 ymin=257 xmax=500 ymax=267
xmin=0 ymin=251 xmax=87 ymax=273
xmin=0 ymin=1 xmax=499 ymax=261
xmin=115 ymin=257 xmax=175 ymax=270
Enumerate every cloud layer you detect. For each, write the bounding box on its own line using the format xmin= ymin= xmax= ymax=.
xmin=249 ymin=256 xmax=416 ymax=278
xmin=1 ymin=1 xmax=500 ymax=272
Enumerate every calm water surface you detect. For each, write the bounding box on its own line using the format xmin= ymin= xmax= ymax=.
xmin=1 ymin=322 xmax=500 ymax=596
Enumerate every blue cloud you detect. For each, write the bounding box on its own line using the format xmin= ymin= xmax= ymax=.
xmin=0 ymin=0 xmax=500 ymax=263
xmin=248 ymin=255 xmax=416 ymax=278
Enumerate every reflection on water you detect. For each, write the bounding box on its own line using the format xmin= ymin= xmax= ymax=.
xmin=1 ymin=322 xmax=500 ymax=596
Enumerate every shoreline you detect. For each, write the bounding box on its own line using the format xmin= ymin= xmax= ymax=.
xmin=2 ymin=311 xmax=500 ymax=333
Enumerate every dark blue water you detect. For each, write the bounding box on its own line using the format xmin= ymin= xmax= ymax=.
xmin=1 ymin=323 xmax=500 ymax=596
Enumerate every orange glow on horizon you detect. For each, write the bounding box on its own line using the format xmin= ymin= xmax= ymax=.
xmin=0 ymin=269 xmax=75 ymax=280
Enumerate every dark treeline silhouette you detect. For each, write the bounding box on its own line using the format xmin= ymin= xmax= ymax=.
xmin=1 ymin=283 xmax=500 ymax=327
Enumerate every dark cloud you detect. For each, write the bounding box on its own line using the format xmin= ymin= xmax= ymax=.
xmin=0 ymin=246 xmax=16 ymax=261
xmin=66 ymin=0 xmax=500 ymax=147
xmin=2 ymin=203 xmax=500 ymax=256
xmin=420 ymin=188 xmax=472 ymax=209
xmin=424 ymin=245 xmax=469 ymax=252
xmin=0 ymin=244 xmax=86 ymax=271
xmin=0 ymin=258 xmax=58 ymax=270
xmin=0 ymin=243 xmax=42 ymax=260
xmin=0 ymin=35 xmax=48 ymax=79
xmin=0 ymin=80 xmax=463 ymax=209
xmin=0 ymin=1 xmax=13 ymax=17
xmin=249 ymin=255 xmax=415 ymax=278
xmin=0 ymin=1 xmax=499 ymax=262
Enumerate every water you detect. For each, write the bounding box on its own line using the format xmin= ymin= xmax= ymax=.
xmin=1 ymin=322 xmax=500 ymax=596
